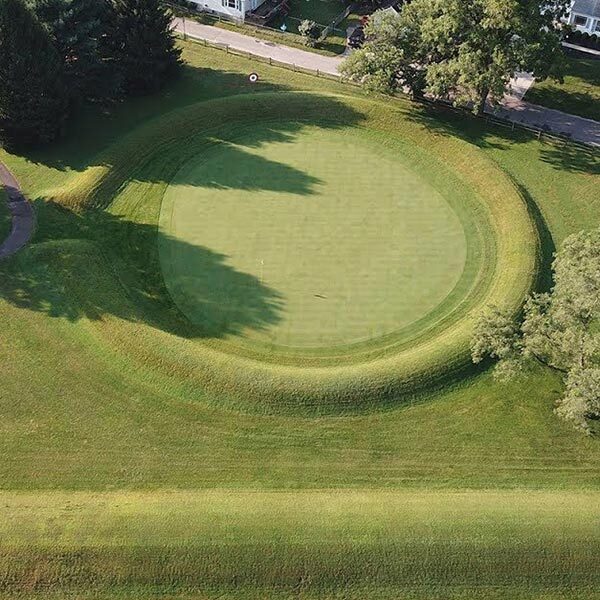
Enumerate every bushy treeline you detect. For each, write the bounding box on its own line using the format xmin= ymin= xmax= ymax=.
xmin=0 ymin=0 xmax=182 ymax=149
xmin=341 ymin=0 xmax=570 ymax=115
xmin=473 ymin=227 xmax=600 ymax=435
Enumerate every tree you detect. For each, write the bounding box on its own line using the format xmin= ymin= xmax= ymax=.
xmin=31 ymin=0 xmax=112 ymax=103
xmin=298 ymin=19 xmax=320 ymax=48
xmin=341 ymin=0 xmax=569 ymax=114
xmin=340 ymin=10 xmax=425 ymax=96
xmin=472 ymin=228 xmax=600 ymax=433
xmin=105 ymin=0 xmax=182 ymax=96
xmin=0 ymin=0 xmax=70 ymax=148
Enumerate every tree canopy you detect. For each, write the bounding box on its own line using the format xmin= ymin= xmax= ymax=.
xmin=0 ymin=0 xmax=70 ymax=148
xmin=106 ymin=0 xmax=182 ymax=96
xmin=31 ymin=0 xmax=111 ymax=104
xmin=0 ymin=0 xmax=183 ymax=148
xmin=341 ymin=0 xmax=570 ymax=114
xmin=472 ymin=228 xmax=600 ymax=433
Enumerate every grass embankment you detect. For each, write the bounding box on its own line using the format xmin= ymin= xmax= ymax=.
xmin=2 ymin=91 xmax=536 ymax=412
xmin=0 ymin=42 xmax=598 ymax=598
xmin=1 ymin=490 xmax=599 ymax=598
xmin=525 ymin=56 xmax=600 ymax=122
xmin=162 ymin=124 xmax=472 ymax=347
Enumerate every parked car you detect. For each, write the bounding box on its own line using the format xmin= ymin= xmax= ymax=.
xmin=347 ymin=25 xmax=365 ymax=49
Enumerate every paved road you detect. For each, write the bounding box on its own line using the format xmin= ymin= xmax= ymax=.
xmin=0 ymin=161 xmax=34 ymax=260
xmin=491 ymin=98 xmax=600 ymax=147
xmin=174 ymin=18 xmax=341 ymax=76
xmin=174 ymin=18 xmax=600 ymax=148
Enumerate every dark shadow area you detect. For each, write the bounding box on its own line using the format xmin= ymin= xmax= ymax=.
xmin=176 ymin=141 xmax=322 ymax=194
xmin=0 ymin=204 xmax=283 ymax=339
xmin=0 ymin=89 xmax=365 ymax=339
xmin=406 ymin=100 xmax=600 ymax=176
xmin=539 ymin=140 xmax=600 ymax=175
xmin=15 ymin=63 xmax=297 ymax=173
xmin=160 ymin=234 xmax=285 ymax=337
xmin=406 ymin=101 xmax=521 ymax=151
xmin=525 ymin=56 xmax=600 ymax=123
xmin=516 ymin=182 xmax=556 ymax=293
xmin=525 ymin=87 xmax=600 ymax=122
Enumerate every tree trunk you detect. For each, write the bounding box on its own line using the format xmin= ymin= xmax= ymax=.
xmin=476 ymin=87 xmax=489 ymax=116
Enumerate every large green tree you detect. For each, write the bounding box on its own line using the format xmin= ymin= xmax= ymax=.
xmin=31 ymin=0 xmax=111 ymax=103
xmin=0 ymin=0 xmax=69 ymax=148
xmin=341 ymin=0 xmax=569 ymax=114
xmin=106 ymin=0 xmax=182 ymax=96
xmin=472 ymin=228 xmax=600 ymax=433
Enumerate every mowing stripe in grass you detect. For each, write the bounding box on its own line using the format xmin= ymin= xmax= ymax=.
xmin=1 ymin=489 xmax=598 ymax=594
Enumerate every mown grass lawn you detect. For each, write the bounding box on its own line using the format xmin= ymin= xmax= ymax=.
xmin=525 ymin=56 xmax=600 ymax=122
xmin=1 ymin=489 xmax=599 ymax=598
xmin=0 ymin=41 xmax=598 ymax=599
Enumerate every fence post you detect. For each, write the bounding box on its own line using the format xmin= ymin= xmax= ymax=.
xmin=226 ymin=44 xmax=229 ymax=54
xmin=269 ymin=57 xmax=272 ymax=65
xmin=316 ymin=69 xmax=320 ymax=77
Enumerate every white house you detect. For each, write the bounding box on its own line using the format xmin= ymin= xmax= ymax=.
xmin=569 ymin=0 xmax=600 ymax=35
xmin=187 ymin=0 xmax=280 ymax=22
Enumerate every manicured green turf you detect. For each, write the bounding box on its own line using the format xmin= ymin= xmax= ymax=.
xmin=161 ymin=124 xmax=469 ymax=348
xmin=1 ymin=490 xmax=599 ymax=597
xmin=18 ymin=91 xmax=534 ymax=410
xmin=525 ymin=56 xmax=600 ymax=122
xmin=0 ymin=42 xmax=598 ymax=599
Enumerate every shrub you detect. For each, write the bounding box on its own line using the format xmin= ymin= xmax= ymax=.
xmin=298 ymin=19 xmax=320 ymax=47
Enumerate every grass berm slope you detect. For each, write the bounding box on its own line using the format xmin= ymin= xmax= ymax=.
xmin=0 ymin=42 xmax=598 ymax=599
xmin=21 ymin=91 xmax=540 ymax=413
xmin=1 ymin=490 xmax=599 ymax=599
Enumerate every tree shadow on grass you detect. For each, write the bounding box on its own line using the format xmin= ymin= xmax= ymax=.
xmin=17 ymin=64 xmax=296 ymax=173
xmin=0 ymin=91 xmax=366 ymax=339
xmin=538 ymin=141 xmax=600 ymax=175
xmin=173 ymin=141 xmax=322 ymax=194
xmin=0 ymin=207 xmax=284 ymax=339
xmin=406 ymin=100 xmax=600 ymax=175
xmin=526 ymin=87 xmax=600 ymax=122
xmin=516 ymin=182 xmax=556 ymax=294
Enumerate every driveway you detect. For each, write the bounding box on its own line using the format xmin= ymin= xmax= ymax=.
xmin=0 ymin=161 xmax=34 ymax=260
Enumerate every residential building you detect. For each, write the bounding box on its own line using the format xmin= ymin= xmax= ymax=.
xmin=569 ymin=0 xmax=600 ymax=35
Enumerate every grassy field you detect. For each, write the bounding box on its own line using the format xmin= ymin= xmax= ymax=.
xmin=1 ymin=490 xmax=599 ymax=598
xmin=0 ymin=41 xmax=598 ymax=598
xmin=0 ymin=91 xmax=537 ymax=410
xmin=525 ymin=56 xmax=600 ymax=122
xmin=272 ymin=0 xmax=351 ymax=54
xmin=161 ymin=124 xmax=469 ymax=347
xmin=285 ymin=0 xmax=345 ymax=26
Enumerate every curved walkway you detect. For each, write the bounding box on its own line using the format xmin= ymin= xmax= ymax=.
xmin=0 ymin=161 xmax=34 ymax=259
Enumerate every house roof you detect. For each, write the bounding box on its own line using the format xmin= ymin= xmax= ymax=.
xmin=572 ymin=0 xmax=600 ymax=18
